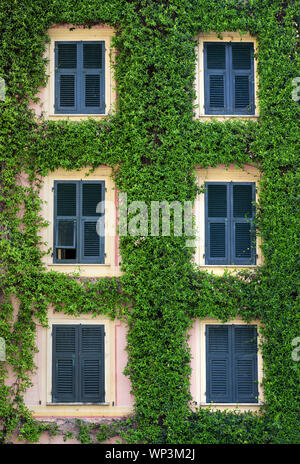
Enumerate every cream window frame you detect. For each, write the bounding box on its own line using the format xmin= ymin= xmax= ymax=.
xmin=43 ymin=25 xmax=115 ymax=120
xmin=40 ymin=166 xmax=121 ymax=278
xmin=195 ymin=31 xmax=259 ymax=121
xmin=194 ymin=164 xmax=262 ymax=274
xmin=193 ymin=317 xmax=264 ymax=411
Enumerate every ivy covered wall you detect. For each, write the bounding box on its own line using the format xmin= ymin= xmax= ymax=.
xmin=0 ymin=0 xmax=299 ymax=444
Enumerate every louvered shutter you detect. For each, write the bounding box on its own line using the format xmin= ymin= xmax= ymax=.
xmin=55 ymin=182 xmax=78 ymax=260
xmin=206 ymin=326 xmax=232 ymax=403
xmin=79 ymin=326 xmax=105 ymax=402
xmin=55 ymin=43 xmax=78 ymax=112
xmin=80 ymin=182 xmax=105 ymax=263
xmin=204 ymin=44 xmax=228 ymax=114
xmin=52 ymin=325 xmax=77 ymax=402
xmin=231 ymin=183 xmax=255 ymax=264
xmin=205 ymin=183 xmax=229 ymax=265
xmin=233 ymin=326 xmax=258 ymax=403
xmin=55 ymin=42 xmax=105 ymax=114
xmin=231 ymin=44 xmax=255 ymax=115
xmin=82 ymin=43 xmax=105 ymax=113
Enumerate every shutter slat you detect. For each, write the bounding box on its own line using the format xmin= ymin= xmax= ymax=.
xmin=58 ymin=43 xmax=77 ymax=68
xmin=56 ymin=359 xmax=74 ymax=395
xmin=234 ymin=75 xmax=250 ymax=109
xmin=209 ymin=75 xmax=225 ymax=108
xmin=83 ymin=44 xmax=102 ymax=69
xmin=208 ymin=184 xmax=227 ymax=217
xmin=57 ymin=183 xmax=77 ymax=217
xmin=235 ymin=223 xmax=251 ymax=258
xmin=54 ymin=326 xmax=76 ymax=352
xmin=232 ymin=44 xmax=252 ymax=70
xmin=211 ymin=360 xmax=229 ymax=396
xmin=82 ymin=327 xmax=103 ymax=352
xmin=208 ymin=326 xmax=229 ymax=352
xmin=207 ymin=44 xmax=226 ymax=69
xmin=233 ymin=184 xmax=253 ymax=218
xmin=85 ymin=75 xmax=101 ymax=107
xmin=82 ymin=360 xmax=101 ymax=396
xmin=59 ymin=75 xmax=75 ymax=107
xmin=82 ymin=183 xmax=102 ymax=217
xmin=209 ymin=223 xmax=226 ymax=258
xmin=83 ymin=221 xmax=100 ymax=257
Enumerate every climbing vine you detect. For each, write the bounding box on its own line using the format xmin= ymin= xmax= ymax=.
xmin=0 ymin=0 xmax=299 ymax=444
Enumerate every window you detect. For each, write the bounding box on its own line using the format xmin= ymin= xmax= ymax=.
xmin=205 ymin=182 xmax=256 ymax=265
xmin=54 ymin=180 xmax=105 ymax=263
xmin=52 ymin=324 xmax=105 ymax=403
xmin=55 ymin=41 xmax=105 ymax=114
xmin=203 ymin=42 xmax=255 ymax=115
xmin=206 ymin=325 xmax=258 ymax=403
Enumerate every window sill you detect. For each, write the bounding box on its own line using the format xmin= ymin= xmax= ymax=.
xmin=50 ymin=263 xmax=110 ymax=266
xmin=200 ymin=403 xmax=262 ymax=406
xmin=199 ymin=265 xmax=257 ymax=268
xmin=196 ymin=115 xmax=259 ymax=122
xmin=199 ymin=114 xmax=259 ymax=118
xmin=49 ymin=114 xmax=108 ymax=117
xmin=46 ymin=402 xmax=110 ymax=406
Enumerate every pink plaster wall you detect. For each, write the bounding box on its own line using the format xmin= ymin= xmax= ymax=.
xmin=189 ymin=323 xmax=197 ymax=402
xmin=115 ymin=322 xmax=133 ymax=407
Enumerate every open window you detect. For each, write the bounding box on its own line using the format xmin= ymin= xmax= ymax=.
xmin=54 ymin=180 xmax=105 ymax=264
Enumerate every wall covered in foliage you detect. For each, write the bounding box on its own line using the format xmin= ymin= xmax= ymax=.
xmin=0 ymin=0 xmax=299 ymax=444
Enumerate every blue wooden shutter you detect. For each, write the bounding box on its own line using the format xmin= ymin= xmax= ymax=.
xmin=54 ymin=182 xmax=78 ymax=262
xmin=55 ymin=43 xmax=78 ymax=113
xmin=80 ymin=181 xmax=105 ymax=263
xmin=233 ymin=326 xmax=258 ymax=403
xmin=231 ymin=44 xmax=255 ymax=115
xmin=206 ymin=326 xmax=232 ymax=403
xmin=52 ymin=325 xmax=77 ymax=402
xmin=79 ymin=326 xmax=105 ymax=402
xmin=82 ymin=42 xmax=105 ymax=114
xmin=55 ymin=42 xmax=105 ymax=114
xmin=205 ymin=183 xmax=229 ymax=265
xmin=231 ymin=183 xmax=256 ymax=264
xmin=204 ymin=43 xmax=228 ymax=114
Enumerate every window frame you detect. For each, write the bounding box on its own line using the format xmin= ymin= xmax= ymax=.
xmin=40 ymin=26 xmax=115 ymax=120
xmin=195 ymin=32 xmax=259 ymax=120
xmin=203 ymin=42 xmax=255 ymax=116
xmin=53 ymin=180 xmax=105 ymax=264
xmin=204 ymin=181 xmax=256 ymax=266
xmin=54 ymin=40 xmax=105 ymax=114
xmin=191 ymin=318 xmax=264 ymax=408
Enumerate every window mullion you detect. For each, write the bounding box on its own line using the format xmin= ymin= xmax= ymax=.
xmin=77 ymin=42 xmax=82 ymax=113
xmin=228 ymin=182 xmax=232 ymax=265
xmin=75 ymin=325 xmax=80 ymax=402
xmin=77 ymin=181 xmax=82 ymax=264
xmin=230 ymin=325 xmax=235 ymax=403
xmin=227 ymin=44 xmax=232 ymax=114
